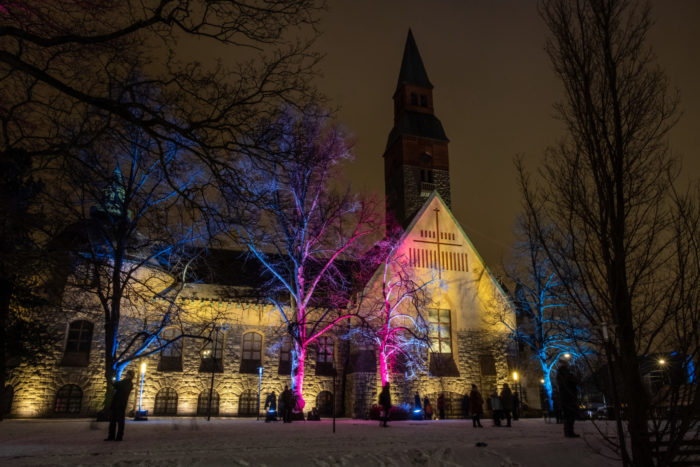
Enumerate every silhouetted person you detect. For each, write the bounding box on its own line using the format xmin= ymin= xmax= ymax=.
xmin=557 ymin=361 xmax=580 ymax=438
xmin=264 ymin=391 xmax=277 ymax=422
xmin=379 ymin=383 xmax=392 ymax=427
xmin=469 ymin=384 xmax=483 ymax=428
xmin=437 ymin=393 xmax=445 ymax=420
xmin=423 ymin=396 xmax=433 ymax=420
xmin=500 ymin=383 xmax=513 ymax=427
xmin=490 ymin=389 xmax=502 ymax=426
xmin=461 ymin=392 xmax=470 ymax=419
xmin=105 ymin=369 xmax=134 ymax=441
xmin=281 ymin=386 xmax=293 ymax=423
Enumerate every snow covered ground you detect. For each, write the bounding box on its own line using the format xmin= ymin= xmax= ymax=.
xmin=0 ymin=417 xmax=621 ymax=466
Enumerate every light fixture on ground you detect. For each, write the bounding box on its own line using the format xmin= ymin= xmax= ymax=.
xmin=135 ymin=362 xmax=148 ymax=421
xmin=257 ymin=366 xmax=263 ymax=421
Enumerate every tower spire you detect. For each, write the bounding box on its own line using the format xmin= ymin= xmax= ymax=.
xmin=395 ymin=29 xmax=433 ymax=94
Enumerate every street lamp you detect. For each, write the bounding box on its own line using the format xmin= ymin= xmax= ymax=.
xmin=135 ymin=362 xmax=148 ymax=420
xmin=257 ymin=366 xmax=263 ymax=421
xmin=512 ymin=371 xmax=522 ymax=419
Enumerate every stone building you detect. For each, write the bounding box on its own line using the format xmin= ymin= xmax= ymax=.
xmin=5 ymin=30 xmax=514 ymax=419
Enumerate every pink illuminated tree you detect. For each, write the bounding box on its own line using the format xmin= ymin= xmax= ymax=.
xmin=220 ymin=107 xmax=381 ymax=409
xmin=350 ymin=225 xmax=433 ymax=385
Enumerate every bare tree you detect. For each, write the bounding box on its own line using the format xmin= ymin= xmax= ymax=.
xmin=505 ymin=212 xmax=590 ymax=412
xmin=521 ymin=1 xmax=700 ymax=464
xmin=219 ymin=107 xmax=381 ymax=410
xmin=54 ymin=123 xmax=213 ymax=404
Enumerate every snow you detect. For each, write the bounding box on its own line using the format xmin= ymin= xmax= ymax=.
xmin=0 ymin=417 xmax=620 ymax=466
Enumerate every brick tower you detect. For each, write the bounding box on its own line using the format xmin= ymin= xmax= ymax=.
xmin=384 ymin=29 xmax=451 ymax=226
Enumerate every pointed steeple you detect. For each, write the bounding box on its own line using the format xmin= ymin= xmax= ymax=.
xmin=395 ymin=29 xmax=433 ymax=95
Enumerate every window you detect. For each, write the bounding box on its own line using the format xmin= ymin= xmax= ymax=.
xmin=240 ymin=332 xmax=263 ymax=374
xmin=479 ymin=354 xmax=497 ymax=376
xmin=316 ymin=391 xmax=333 ymax=417
xmin=154 ymin=388 xmax=178 ymax=415
xmin=158 ymin=328 xmax=183 ymax=372
xmin=197 ymin=390 xmax=219 ymax=416
xmin=410 ymin=92 xmax=418 ymax=105
xmin=61 ymin=321 xmax=93 ymax=367
xmin=238 ymin=389 xmax=258 ymax=417
xmin=54 ymin=384 xmax=82 ymax=414
xmin=420 ymin=94 xmax=428 ymax=107
xmin=315 ymin=336 xmax=335 ymax=376
xmin=278 ymin=337 xmax=292 ymax=375
xmin=199 ymin=332 xmax=223 ymax=373
xmin=428 ymin=308 xmax=452 ymax=354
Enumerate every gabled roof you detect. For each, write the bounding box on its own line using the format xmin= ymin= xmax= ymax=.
xmin=395 ymin=29 xmax=433 ymax=94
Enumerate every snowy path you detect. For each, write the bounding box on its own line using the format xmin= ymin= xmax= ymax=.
xmin=0 ymin=417 xmax=620 ymax=466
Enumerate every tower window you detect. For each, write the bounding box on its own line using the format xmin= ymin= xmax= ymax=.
xmin=420 ymin=94 xmax=428 ymax=107
xmin=61 ymin=320 xmax=93 ymax=367
xmin=410 ymin=92 xmax=418 ymax=105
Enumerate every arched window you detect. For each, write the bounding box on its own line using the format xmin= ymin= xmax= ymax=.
xmin=154 ymin=388 xmax=178 ymax=415
xmin=315 ymin=336 xmax=335 ymax=376
xmin=54 ymin=384 xmax=82 ymax=414
xmin=316 ymin=391 xmax=333 ymax=417
xmin=240 ymin=332 xmax=262 ymax=374
xmin=158 ymin=328 xmax=183 ymax=372
xmin=61 ymin=320 xmax=93 ymax=367
xmin=199 ymin=331 xmax=223 ymax=373
xmin=278 ymin=337 xmax=292 ymax=375
xmin=197 ymin=390 xmax=219 ymax=416
xmin=238 ymin=389 xmax=258 ymax=417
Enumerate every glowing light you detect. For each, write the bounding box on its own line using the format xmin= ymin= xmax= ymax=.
xmin=563 ymin=353 xmax=571 ymax=359
xmin=141 ymin=362 xmax=147 ymax=374
xmin=512 ymin=371 xmax=519 ymax=381
xmin=540 ymin=378 xmax=545 ymax=384
xmin=658 ymin=359 xmax=666 ymax=365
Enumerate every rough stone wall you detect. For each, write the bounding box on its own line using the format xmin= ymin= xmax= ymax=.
xmin=402 ymin=166 xmax=451 ymax=222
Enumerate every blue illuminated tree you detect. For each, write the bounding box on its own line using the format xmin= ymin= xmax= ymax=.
xmin=505 ymin=214 xmax=590 ymax=412
xmin=55 ymin=123 xmax=213 ymax=402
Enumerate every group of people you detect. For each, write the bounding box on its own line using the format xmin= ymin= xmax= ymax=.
xmin=411 ymin=392 xmax=447 ymax=420
xmin=263 ymin=386 xmax=297 ymax=423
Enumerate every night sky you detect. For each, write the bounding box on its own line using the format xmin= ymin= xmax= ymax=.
xmin=316 ymin=0 xmax=700 ymax=269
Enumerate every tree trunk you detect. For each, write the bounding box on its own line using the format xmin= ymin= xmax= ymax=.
xmin=291 ymin=343 xmax=306 ymax=411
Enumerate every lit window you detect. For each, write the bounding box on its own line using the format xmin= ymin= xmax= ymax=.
xmin=197 ymin=390 xmax=219 ymax=416
xmin=199 ymin=332 xmax=223 ymax=373
xmin=316 ymin=336 xmax=335 ymax=376
xmin=54 ymin=384 xmax=82 ymax=414
xmin=240 ymin=332 xmax=263 ymax=374
xmin=428 ymin=308 xmax=452 ymax=353
xmin=154 ymin=387 xmax=178 ymax=415
xmin=158 ymin=328 xmax=183 ymax=372
xmin=238 ymin=389 xmax=258 ymax=417
xmin=61 ymin=321 xmax=93 ymax=367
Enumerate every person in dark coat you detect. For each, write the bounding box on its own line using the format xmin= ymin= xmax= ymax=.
xmin=490 ymin=389 xmax=502 ymax=426
xmin=414 ymin=392 xmax=422 ymax=411
xmin=105 ymin=369 xmax=134 ymax=441
xmin=437 ymin=393 xmax=445 ymax=420
xmin=461 ymin=393 xmax=471 ymax=419
xmin=469 ymin=384 xmax=484 ymax=428
xmin=413 ymin=391 xmax=422 ymax=420
xmin=264 ymin=391 xmax=277 ymax=422
xmin=281 ymin=386 xmax=294 ymax=423
xmin=512 ymin=392 xmax=520 ymax=420
xmin=556 ymin=360 xmax=580 ymax=437
xmin=423 ymin=396 xmax=432 ymax=420
xmin=378 ymin=382 xmax=392 ymax=427
xmin=500 ymin=383 xmax=514 ymax=427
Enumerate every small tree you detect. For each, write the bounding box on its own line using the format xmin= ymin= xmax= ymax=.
xmin=506 ymin=213 xmax=590 ymax=411
xmin=220 ymin=107 xmax=381 ymax=409
xmin=349 ymin=225 xmax=433 ymax=385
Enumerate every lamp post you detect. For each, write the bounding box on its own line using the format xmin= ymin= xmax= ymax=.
xmin=257 ymin=366 xmax=263 ymax=421
xmin=134 ymin=362 xmax=148 ymax=420
xmin=512 ymin=370 xmax=522 ymax=419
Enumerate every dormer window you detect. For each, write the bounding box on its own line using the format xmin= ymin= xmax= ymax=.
xmin=410 ymin=92 xmax=418 ymax=105
xmin=420 ymin=94 xmax=428 ymax=107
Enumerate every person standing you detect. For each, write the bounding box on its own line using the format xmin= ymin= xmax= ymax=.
xmin=105 ymin=369 xmax=134 ymax=441
xmin=378 ymin=382 xmax=392 ymax=427
xmin=413 ymin=391 xmax=422 ymax=420
xmin=437 ymin=393 xmax=445 ymax=420
xmin=461 ymin=392 xmax=471 ymax=419
xmin=490 ymin=389 xmax=502 ymax=426
xmin=500 ymin=383 xmax=514 ymax=427
xmin=469 ymin=384 xmax=483 ymax=428
xmin=423 ymin=396 xmax=432 ymax=420
xmin=281 ymin=386 xmax=294 ymax=423
xmin=556 ymin=360 xmax=580 ymax=438
xmin=264 ymin=391 xmax=277 ymax=422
